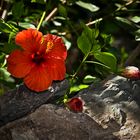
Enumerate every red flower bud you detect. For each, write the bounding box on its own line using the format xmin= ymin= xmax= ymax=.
xmin=121 ymin=66 xmax=140 ymax=80
xmin=65 ymin=97 xmax=84 ymax=112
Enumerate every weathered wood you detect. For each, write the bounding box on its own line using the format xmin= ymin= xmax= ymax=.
xmin=0 ymin=80 xmax=69 ymax=127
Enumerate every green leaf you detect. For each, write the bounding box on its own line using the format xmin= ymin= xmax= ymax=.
xmin=77 ymin=34 xmax=91 ymax=54
xmin=70 ymin=84 xmax=89 ymax=93
xmin=0 ymin=53 xmax=5 ymax=64
xmin=115 ymin=17 xmax=137 ymax=31
xmin=12 ymin=1 xmax=24 ymax=19
xmin=77 ymin=27 xmax=92 ymax=54
xmin=92 ymin=41 xmax=101 ymax=54
xmin=130 ymin=16 xmax=140 ymax=23
xmin=83 ymin=75 xmax=96 ymax=84
xmin=0 ymin=43 xmax=21 ymax=54
xmin=31 ymin=0 xmax=46 ymax=4
xmin=19 ymin=22 xmax=36 ymax=29
xmin=81 ymin=23 xmax=99 ymax=39
xmin=115 ymin=17 xmax=132 ymax=25
xmin=0 ymin=20 xmax=13 ymax=33
xmin=92 ymin=28 xmax=99 ymax=39
xmin=0 ymin=68 xmax=15 ymax=93
xmin=135 ymin=29 xmax=140 ymax=41
xmin=77 ymin=26 xmax=99 ymax=55
xmin=94 ymin=52 xmax=117 ymax=72
xmin=0 ymin=68 xmax=12 ymax=81
xmin=101 ymin=34 xmax=112 ymax=44
xmin=58 ymin=4 xmax=67 ymax=18
xmin=76 ymin=1 xmax=99 ymax=12
xmin=8 ymin=32 xmax=17 ymax=43
xmin=62 ymin=37 xmax=71 ymax=50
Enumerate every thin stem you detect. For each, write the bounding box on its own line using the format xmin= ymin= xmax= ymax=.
xmin=72 ymin=53 xmax=89 ymax=79
xmin=44 ymin=7 xmax=58 ymax=22
xmin=37 ymin=11 xmax=46 ymax=31
xmin=86 ymin=18 xmax=102 ymax=26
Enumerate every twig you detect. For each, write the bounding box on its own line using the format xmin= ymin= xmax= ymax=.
xmin=86 ymin=18 xmax=103 ymax=26
xmin=44 ymin=7 xmax=58 ymax=22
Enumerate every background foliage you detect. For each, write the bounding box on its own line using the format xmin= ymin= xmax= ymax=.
xmin=0 ymin=0 xmax=140 ymax=95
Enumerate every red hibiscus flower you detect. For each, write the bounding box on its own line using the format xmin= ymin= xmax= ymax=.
xmin=7 ymin=29 xmax=67 ymax=92
xmin=121 ymin=66 xmax=140 ymax=80
xmin=66 ymin=97 xmax=84 ymax=112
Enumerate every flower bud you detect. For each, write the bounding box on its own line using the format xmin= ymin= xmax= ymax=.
xmin=121 ymin=66 xmax=140 ymax=80
xmin=65 ymin=97 xmax=84 ymax=112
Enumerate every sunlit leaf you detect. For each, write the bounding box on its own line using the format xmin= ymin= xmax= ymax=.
xmin=62 ymin=37 xmax=72 ymax=50
xmin=83 ymin=75 xmax=97 ymax=84
xmin=115 ymin=17 xmax=131 ymax=24
xmin=76 ymin=1 xmax=99 ymax=12
xmin=130 ymin=16 xmax=140 ymax=23
xmin=52 ymin=20 xmax=62 ymax=26
xmin=70 ymin=84 xmax=89 ymax=93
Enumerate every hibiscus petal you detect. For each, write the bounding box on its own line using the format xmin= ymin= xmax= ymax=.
xmin=15 ymin=29 xmax=43 ymax=52
xmin=7 ymin=50 xmax=31 ymax=64
xmin=45 ymin=58 xmax=66 ymax=80
xmin=24 ymin=66 xmax=52 ymax=92
xmin=7 ymin=50 xmax=34 ymax=78
xmin=44 ymin=34 xmax=67 ymax=60
xmin=7 ymin=63 xmax=32 ymax=78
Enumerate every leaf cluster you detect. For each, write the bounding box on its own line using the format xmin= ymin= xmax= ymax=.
xmin=0 ymin=0 xmax=140 ymax=94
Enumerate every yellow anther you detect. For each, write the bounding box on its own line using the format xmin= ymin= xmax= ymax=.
xmin=40 ymin=37 xmax=44 ymax=44
xmin=46 ymin=41 xmax=54 ymax=53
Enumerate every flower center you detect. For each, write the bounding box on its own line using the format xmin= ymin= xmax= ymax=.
xmin=31 ymin=52 xmax=45 ymax=65
xmin=46 ymin=41 xmax=54 ymax=53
